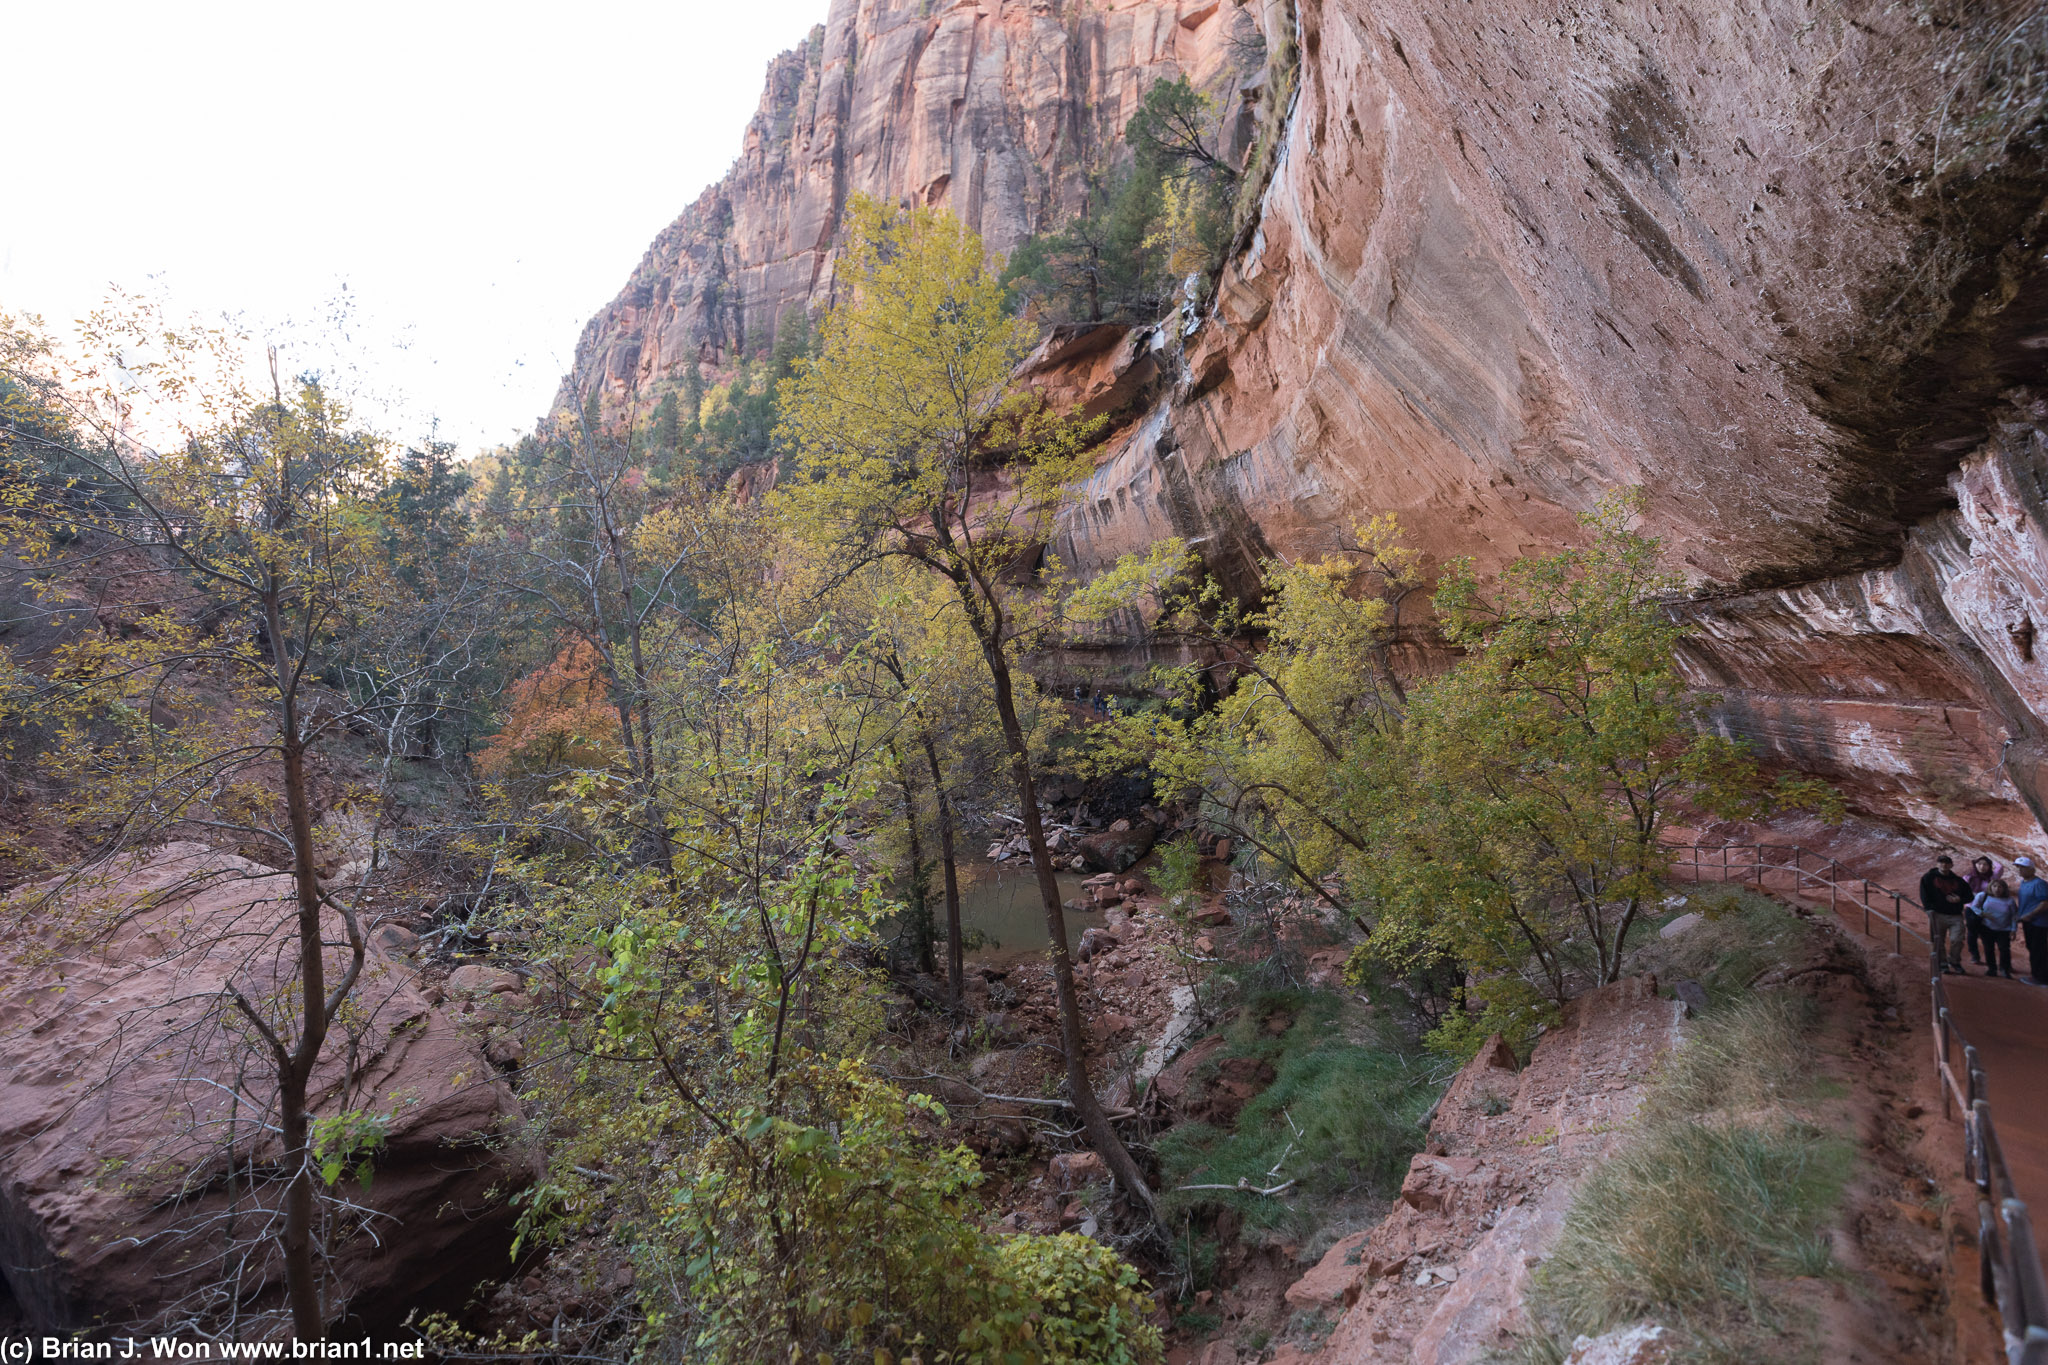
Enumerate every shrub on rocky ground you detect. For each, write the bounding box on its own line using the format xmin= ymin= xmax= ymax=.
xmin=963 ymin=1233 xmax=1165 ymax=1365
xmin=1156 ymin=988 xmax=1440 ymax=1260
xmin=1428 ymin=888 xmax=1818 ymax=1067
xmin=1635 ymin=887 xmax=1818 ymax=1006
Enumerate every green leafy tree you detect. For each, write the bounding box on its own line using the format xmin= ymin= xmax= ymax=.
xmin=647 ymin=390 xmax=683 ymax=468
xmin=1002 ymin=163 xmax=1170 ymax=324
xmin=1082 ymin=517 xmax=1420 ymax=907
xmin=676 ymin=306 xmax=814 ymax=484
xmin=1124 ymin=77 xmax=1236 ymax=289
xmin=0 ymin=304 xmax=491 ymax=1337
xmin=1090 ymin=495 xmax=1836 ymax=1038
xmin=825 ymin=557 xmax=1042 ymax=1009
xmin=487 ymin=511 xmax=939 ymax=1355
xmin=478 ymin=405 xmax=697 ymax=863
xmin=1003 ymin=75 xmax=1240 ymax=326
xmin=1126 ymin=76 xmax=1231 ymax=176
xmin=370 ymin=441 xmax=491 ymax=765
xmin=489 ymin=517 xmax=1157 ymax=1361
xmin=1366 ymin=494 xmax=1838 ymax=1004
xmin=777 ymin=197 xmax=1164 ymax=1222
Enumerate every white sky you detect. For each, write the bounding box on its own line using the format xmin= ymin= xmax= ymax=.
xmin=3 ymin=0 xmax=831 ymax=453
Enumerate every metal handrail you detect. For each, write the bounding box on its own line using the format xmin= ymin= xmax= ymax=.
xmin=1667 ymin=838 xmax=2047 ymax=1362
xmin=1663 ymin=840 xmax=1929 ymax=952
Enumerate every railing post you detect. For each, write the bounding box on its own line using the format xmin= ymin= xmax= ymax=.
xmin=2003 ymin=1200 xmax=2048 ymax=1362
xmin=1938 ymin=1004 xmax=1953 ymax=1119
xmin=1984 ymin=1195 xmax=2004 ymax=1308
xmin=1972 ymin=1090 xmax=1991 ymax=1193
xmin=1967 ymin=1106 xmax=1984 ymax=1189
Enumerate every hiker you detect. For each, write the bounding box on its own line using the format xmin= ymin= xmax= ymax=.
xmin=1972 ymin=878 xmax=2019 ymax=979
xmin=1920 ymin=855 xmax=1970 ymax=974
xmin=2017 ymin=856 xmax=2048 ymax=985
xmin=1965 ymin=854 xmax=2005 ymax=966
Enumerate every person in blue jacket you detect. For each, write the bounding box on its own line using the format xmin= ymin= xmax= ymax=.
xmin=2015 ymin=856 xmax=2048 ymax=986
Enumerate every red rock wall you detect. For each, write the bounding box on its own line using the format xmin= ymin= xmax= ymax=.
xmin=1671 ymin=402 xmax=2048 ymax=846
xmin=560 ymin=0 xmax=2048 ymax=848
xmin=1046 ymin=0 xmax=2048 ymax=848
xmin=559 ymin=0 xmax=1266 ymax=419
xmin=0 ymin=846 xmax=528 ymax=1331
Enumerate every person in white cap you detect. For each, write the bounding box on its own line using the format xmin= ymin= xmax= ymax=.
xmin=2015 ymin=857 xmax=2048 ymax=985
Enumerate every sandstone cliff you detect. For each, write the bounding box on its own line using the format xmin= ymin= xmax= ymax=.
xmin=559 ymin=0 xmax=1267 ymax=419
xmin=559 ymin=0 xmax=2048 ymax=848
xmin=1048 ymin=0 xmax=2048 ymax=850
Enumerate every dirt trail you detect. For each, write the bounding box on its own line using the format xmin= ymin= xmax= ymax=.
xmin=1930 ymin=963 xmax=2048 ymax=1217
xmin=1817 ymin=903 xmax=2048 ymax=1217
xmin=1673 ymin=832 xmax=2048 ymax=1224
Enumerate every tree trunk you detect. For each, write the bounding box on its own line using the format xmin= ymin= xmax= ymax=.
xmin=621 ymin=616 xmax=674 ymax=868
xmin=895 ymin=748 xmax=935 ymax=975
xmin=921 ymin=734 xmax=964 ymax=1011
xmin=265 ymin=576 xmax=331 ymax=1340
xmin=278 ymin=1067 xmax=322 ymax=1337
xmin=599 ymin=477 xmax=671 ymax=868
xmin=977 ymin=642 xmax=1159 ymax=1225
xmin=278 ymin=733 xmax=329 ymax=1339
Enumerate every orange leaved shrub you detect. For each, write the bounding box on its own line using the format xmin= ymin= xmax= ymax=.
xmin=476 ymin=640 xmax=625 ymax=789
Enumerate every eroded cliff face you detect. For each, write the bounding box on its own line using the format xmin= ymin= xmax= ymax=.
xmin=1046 ymin=0 xmax=2048 ymax=847
xmin=1671 ymin=400 xmax=2048 ymax=847
xmin=559 ymin=0 xmax=1265 ymax=419
xmin=560 ymin=0 xmax=2048 ymax=848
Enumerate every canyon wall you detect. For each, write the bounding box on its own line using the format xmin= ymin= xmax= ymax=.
xmin=560 ymin=0 xmax=2048 ymax=850
xmin=1047 ymin=0 xmax=2048 ymax=849
xmin=559 ymin=0 xmax=1265 ymax=418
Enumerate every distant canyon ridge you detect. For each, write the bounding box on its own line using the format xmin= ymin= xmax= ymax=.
xmin=557 ymin=0 xmax=2048 ymax=853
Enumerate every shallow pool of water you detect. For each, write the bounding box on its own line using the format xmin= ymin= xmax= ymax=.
xmin=952 ymin=858 xmax=1097 ymax=966
xmin=882 ymin=858 xmax=1106 ymax=968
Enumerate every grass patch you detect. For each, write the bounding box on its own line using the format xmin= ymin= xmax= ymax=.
xmin=1640 ymin=991 xmax=1815 ymax=1122
xmin=1157 ymin=987 xmax=1439 ymax=1248
xmin=1537 ymin=1122 xmax=1850 ymax=1337
xmin=1517 ymin=994 xmax=1853 ymax=1364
